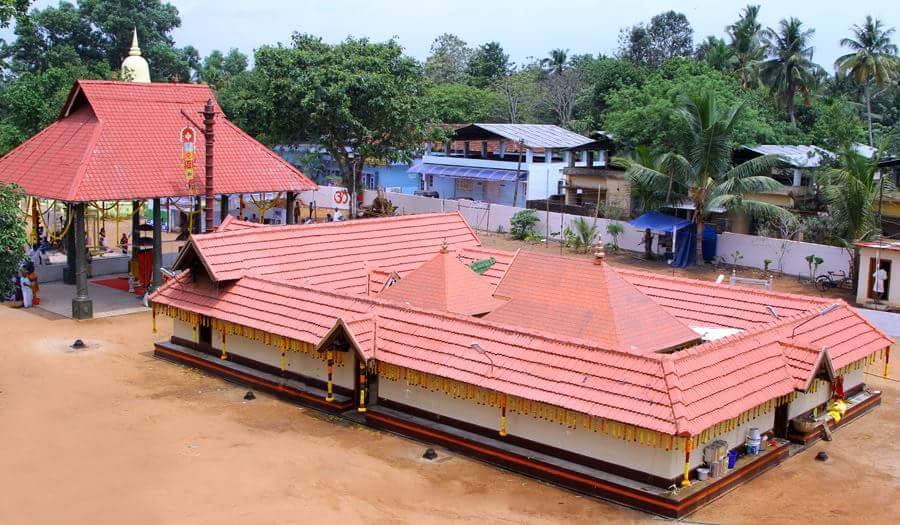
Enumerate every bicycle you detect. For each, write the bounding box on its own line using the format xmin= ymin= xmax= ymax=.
xmin=814 ymin=270 xmax=852 ymax=292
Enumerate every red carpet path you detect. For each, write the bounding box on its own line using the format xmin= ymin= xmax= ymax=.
xmin=93 ymin=277 xmax=144 ymax=295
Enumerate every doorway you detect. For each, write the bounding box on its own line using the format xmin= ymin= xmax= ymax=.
xmin=867 ymin=257 xmax=891 ymax=301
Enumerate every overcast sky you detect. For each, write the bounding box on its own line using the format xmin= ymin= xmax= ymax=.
xmin=9 ymin=1 xmax=900 ymax=69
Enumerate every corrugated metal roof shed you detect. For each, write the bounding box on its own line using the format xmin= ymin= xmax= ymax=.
xmin=740 ymin=145 xmax=835 ymax=168
xmin=454 ymin=124 xmax=593 ymax=149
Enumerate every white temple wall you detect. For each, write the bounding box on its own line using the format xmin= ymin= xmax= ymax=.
xmin=788 ymin=381 xmax=832 ymax=419
xmin=173 ymin=318 xmax=192 ymax=341
xmin=378 ymin=376 xmax=781 ymax=479
xmin=170 ymin=319 xmax=354 ymax=389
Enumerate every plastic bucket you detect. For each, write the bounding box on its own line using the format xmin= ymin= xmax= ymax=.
xmin=697 ymin=468 xmax=710 ymax=481
xmin=728 ymin=450 xmax=738 ymax=468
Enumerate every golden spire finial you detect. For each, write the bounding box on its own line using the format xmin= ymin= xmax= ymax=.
xmin=129 ymin=28 xmax=141 ymax=56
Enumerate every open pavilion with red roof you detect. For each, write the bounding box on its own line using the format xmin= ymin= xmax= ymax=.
xmin=0 ymin=40 xmax=315 ymax=319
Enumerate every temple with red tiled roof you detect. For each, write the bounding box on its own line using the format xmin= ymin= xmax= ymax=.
xmin=149 ymin=213 xmax=891 ymax=518
xmin=0 ymin=35 xmax=315 ymax=319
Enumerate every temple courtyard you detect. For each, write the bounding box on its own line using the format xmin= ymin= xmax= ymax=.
xmin=0 ymin=304 xmax=896 ymax=525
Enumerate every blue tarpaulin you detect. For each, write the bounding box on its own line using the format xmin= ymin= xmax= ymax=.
xmin=627 ymin=211 xmax=693 ymax=233
xmin=628 ymin=211 xmax=696 ymax=267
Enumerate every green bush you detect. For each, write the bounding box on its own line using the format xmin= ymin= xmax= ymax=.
xmin=510 ymin=209 xmax=539 ymax=240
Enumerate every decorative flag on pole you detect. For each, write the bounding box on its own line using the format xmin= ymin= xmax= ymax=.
xmin=181 ymin=127 xmax=196 ymax=188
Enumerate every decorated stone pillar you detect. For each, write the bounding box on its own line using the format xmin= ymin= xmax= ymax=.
xmin=71 ymin=202 xmax=93 ymax=319
xmin=63 ymin=203 xmax=76 ymax=285
xmin=150 ymin=198 xmax=162 ymax=292
xmin=131 ymin=200 xmax=141 ymax=263
xmin=285 ymin=191 xmax=296 ymax=225
xmin=220 ymin=194 xmax=229 ymax=224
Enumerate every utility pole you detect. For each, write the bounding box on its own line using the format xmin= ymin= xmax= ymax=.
xmin=203 ymin=99 xmax=216 ymax=233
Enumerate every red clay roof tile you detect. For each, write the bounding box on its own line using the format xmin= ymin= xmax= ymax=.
xmin=0 ymin=80 xmax=315 ymax=201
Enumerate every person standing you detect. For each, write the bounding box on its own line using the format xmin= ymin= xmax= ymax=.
xmin=21 ymin=268 xmax=33 ymax=308
xmin=24 ymin=262 xmax=39 ymax=306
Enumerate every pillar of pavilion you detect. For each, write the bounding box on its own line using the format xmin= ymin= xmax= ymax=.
xmin=0 ymin=31 xmax=315 ymax=319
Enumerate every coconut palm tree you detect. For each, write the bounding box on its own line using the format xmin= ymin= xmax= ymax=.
xmin=835 ymin=16 xmax=900 ymax=146
xmin=697 ymin=36 xmax=737 ymax=72
xmin=541 ymin=49 xmax=569 ymax=74
xmin=821 ymin=149 xmax=894 ymax=242
xmin=617 ymin=146 xmax=672 ymax=214
xmin=614 ymin=91 xmax=789 ymax=264
xmin=728 ymin=4 xmax=765 ymax=88
xmin=759 ymin=18 xmax=816 ymax=123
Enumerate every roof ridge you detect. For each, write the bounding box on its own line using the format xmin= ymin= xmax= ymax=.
xmin=242 ymin=272 xmax=658 ymax=361
xmin=602 ymin=262 xmax=696 ymax=352
xmin=65 ymin=120 xmax=105 ymax=202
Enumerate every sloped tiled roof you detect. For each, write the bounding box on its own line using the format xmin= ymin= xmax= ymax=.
xmin=484 ymin=252 xmax=700 ymax=354
xmin=379 ymin=248 xmax=505 ymax=316
xmin=151 ymin=269 xmax=892 ymax=436
xmin=181 ymin=212 xmax=483 ymax=291
xmin=152 ymin=272 xmax=678 ymax=433
xmin=0 ymin=80 xmax=316 ymax=201
xmin=617 ymin=269 xmax=830 ymax=329
xmin=154 ymin=216 xmax=892 ymax=437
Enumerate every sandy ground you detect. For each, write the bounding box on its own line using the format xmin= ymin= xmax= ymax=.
xmin=0 ymin=304 xmax=897 ymax=525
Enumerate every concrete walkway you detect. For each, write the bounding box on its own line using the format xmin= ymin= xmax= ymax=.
xmin=36 ymin=276 xmax=149 ymax=319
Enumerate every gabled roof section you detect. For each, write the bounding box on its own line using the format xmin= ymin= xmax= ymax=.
xmin=316 ymin=313 xmax=377 ymax=361
xmin=0 ymin=80 xmax=315 ymax=201
xmin=181 ymin=212 xmax=483 ymax=291
xmin=780 ymin=342 xmax=834 ymax=391
xmin=453 ymin=124 xmax=593 ymax=149
xmin=485 ymin=252 xmax=700 ymax=354
xmin=379 ymin=247 xmax=505 ymax=316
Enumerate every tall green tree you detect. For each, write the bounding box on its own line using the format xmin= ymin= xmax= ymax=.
xmin=835 ymin=16 xmax=900 ymax=146
xmin=618 ymin=11 xmax=694 ymax=66
xmin=424 ymin=33 xmax=471 ymax=84
xmin=759 ymin=17 xmax=816 ymax=123
xmin=0 ymin=0 xmax=29 ymax=27
xmin=0 ymin=183 xmax=28 ymax=298
xmin=727 ymin=4 xmax=765 ymax=88
xmin=198 ymin=48 xmax=248 ymax=88
xmin=466 ymin=41 xmax=508 ymax=88
xmin=614 ymin=91 xmax=788 ymax=263
xmin=422 ymin=83 xmax=501 ymax=124
xmin=696 ymin=36 xmax=737 ymax=72
xmin=602 ymin=60 xmax=796 ymax=151
xmin=2 ymin=0 xmax=191 ymax=81
xmin=253 ymin=34 xmax=428 ymax=215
